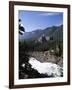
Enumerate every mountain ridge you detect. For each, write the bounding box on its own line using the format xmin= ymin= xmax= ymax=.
xmin=19 ymin=25 xmax=63 ymax=41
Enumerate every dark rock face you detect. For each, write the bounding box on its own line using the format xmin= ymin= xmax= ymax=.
xmin=19 ymin=62 xmax=49 ymax=79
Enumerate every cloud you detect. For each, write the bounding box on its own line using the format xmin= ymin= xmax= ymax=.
xmin=38 ymin=12 xmax=61 ymax=16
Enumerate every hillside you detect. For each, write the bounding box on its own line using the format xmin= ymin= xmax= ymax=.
xmin=19 ymin=25 xmax=63 ymax=41
xmin=28 ymin=51 xmax=63 ymax=67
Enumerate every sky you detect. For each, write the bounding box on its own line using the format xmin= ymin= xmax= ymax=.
xmin=19 ymin=10 xmax=63 ymax=32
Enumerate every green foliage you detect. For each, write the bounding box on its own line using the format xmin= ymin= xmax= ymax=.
xmin=19 ymin=40 xmax=63 ymax=56
xmin=50 ymin=36 xmax=53 ymax=40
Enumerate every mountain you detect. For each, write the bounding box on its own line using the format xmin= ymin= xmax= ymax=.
xmin=19 ymin=25 xmax=63 ymax=41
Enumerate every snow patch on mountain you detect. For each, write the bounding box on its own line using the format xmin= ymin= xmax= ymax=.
xmin=29 ymin=57 xmax=63 ymax=77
